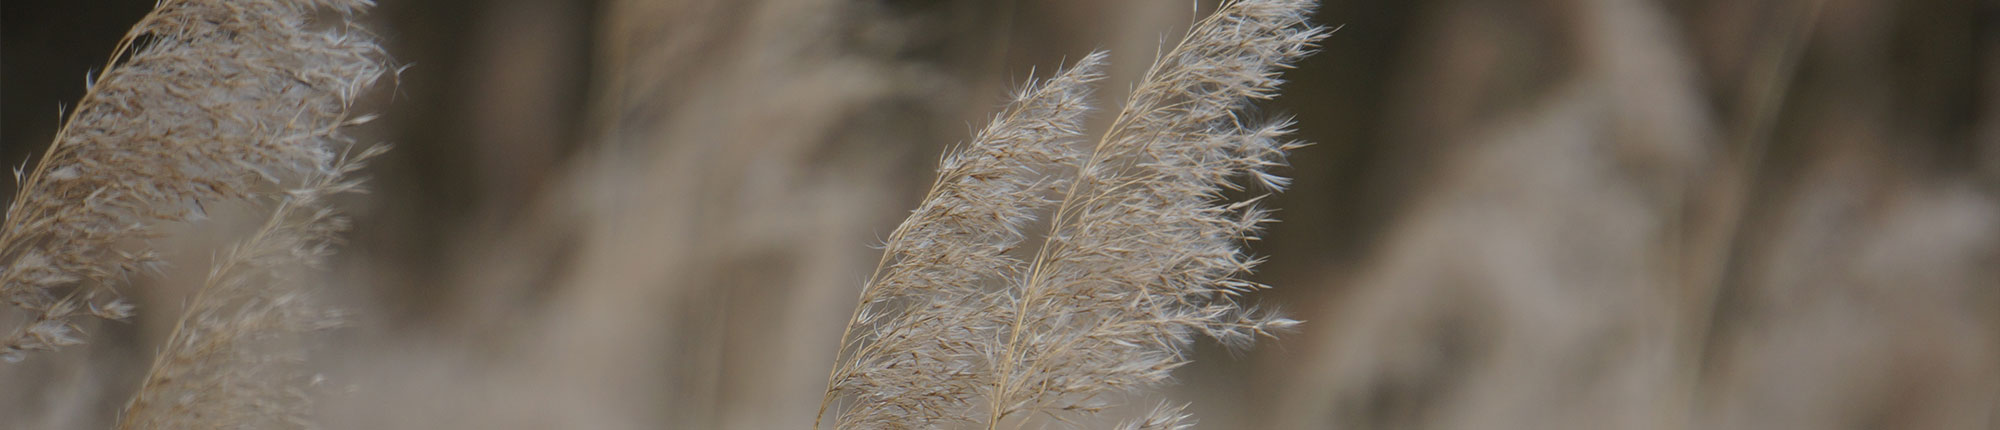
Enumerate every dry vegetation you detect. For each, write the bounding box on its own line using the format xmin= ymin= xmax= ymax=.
xmin=0 ymin=0 xmax=385 ymax=360
xmin=819 ymin=1 xmax=1323 ymax=426
xmin=1 ymin=0 xmax=1995 ymax=429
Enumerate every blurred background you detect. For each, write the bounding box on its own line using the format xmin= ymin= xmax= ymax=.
xmin=3 ymin=0 xmax=1997 ymax=428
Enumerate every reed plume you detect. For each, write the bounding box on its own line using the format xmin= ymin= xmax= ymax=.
xmin=1116 ymin=403 xmax=1195 ymax=430
xmin=0 ymin=0 xmax=387 ymax=361
xmin=820 ymin=51 xmax=1109 ymax=429
xmin=818 ymin=0 xmax=1324 ymax=427
xmin=115 ymin=146 xmax=383 ymax=430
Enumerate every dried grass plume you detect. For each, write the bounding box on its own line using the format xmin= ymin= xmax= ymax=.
xmin=817 ymin=0 xmax=1325 ymax=427
xmin=115 ymin=146 xmax=384 ymax=430
xmin=0 ymin=0 xmax=388 ymax=360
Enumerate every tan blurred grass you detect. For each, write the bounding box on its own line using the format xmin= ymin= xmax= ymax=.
xmin=1 ymin=0 xmax=1995 ymax=429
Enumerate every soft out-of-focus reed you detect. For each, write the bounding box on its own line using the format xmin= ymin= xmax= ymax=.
xmin=1 ymin=0 xmax=1994 ymax=429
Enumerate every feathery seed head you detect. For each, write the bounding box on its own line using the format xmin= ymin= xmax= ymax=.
xmin=820 ymin=0 xmax=1320 ymax=426
xmin=982 ymin=1 xmax=1322 ymax=421
xmin=824 ymin=51 xmax=1109 ymax=430
xmin=819 ymin=1 xmax=1322 ymax=427
xmin=0 ymin=0 xmax=387 ymax=358
xmin=116 ymin=148 xmax=381 ymax=430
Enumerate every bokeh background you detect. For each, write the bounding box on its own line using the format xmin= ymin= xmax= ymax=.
xmin=3 ymin=0 xmax=1997 ymax=428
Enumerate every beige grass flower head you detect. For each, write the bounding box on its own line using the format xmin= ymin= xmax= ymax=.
xmin=818 ymin=0 xmax=1326 ymax=427
xmin=116 ymin=146 xmax=383 ymax=430
xmin=0 ymin=0 xmax=388 ymax=361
